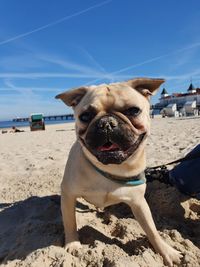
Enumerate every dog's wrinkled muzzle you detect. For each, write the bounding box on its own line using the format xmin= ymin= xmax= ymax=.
xmin=83 ymin=115 xmax=146 ymax=164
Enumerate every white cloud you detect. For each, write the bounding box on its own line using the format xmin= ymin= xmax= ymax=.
xmin=0 ymin=72 xmax=108 ymax=79
xmin=38 ymin=55 xmax=105 ymax=76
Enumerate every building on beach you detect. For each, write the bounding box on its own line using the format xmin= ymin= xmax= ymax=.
xmin=153 ymin=83 xmax=200 ymax=117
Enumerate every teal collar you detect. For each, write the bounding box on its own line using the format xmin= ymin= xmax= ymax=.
xmin=87 ymin=158 xmax=146 ymax=186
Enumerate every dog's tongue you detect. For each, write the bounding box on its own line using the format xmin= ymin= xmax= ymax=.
xmin=98 ymin=142 xmax=120 ymax=152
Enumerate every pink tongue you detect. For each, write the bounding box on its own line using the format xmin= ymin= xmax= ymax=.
xmin=98 ymin=143 xmax=119 ymax=152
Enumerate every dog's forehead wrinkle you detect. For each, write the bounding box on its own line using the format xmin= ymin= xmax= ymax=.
xmin=106 ymin=86 xmax=111 ymax=93
xmin=79 ymin=83 xmax=146 ymax=113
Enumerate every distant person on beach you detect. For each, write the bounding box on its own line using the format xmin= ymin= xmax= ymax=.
xmin=151 ymin=110 xmax=154 ymax=118
xmin=10 ymin=126 xmax=25 ymax=133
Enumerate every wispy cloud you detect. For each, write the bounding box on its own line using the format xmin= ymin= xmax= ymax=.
xmin=0 ymin=0 xmax=112 ymax=46
xmin=77 ymin=46 xmax=107 ymax=74
xmin=160 ymin=68 xmax=200 ymax=81
xmin=84 ymin=41 xmax=200 ymax=85
xmin=0 ymin=95 xmax=70 ymax=120
xmin=0 ymin=80 xmax=61 ymax=93
xmin=38 ymin=54 xmax=105 ymax=76
xmin=0 ymin=72 xmax=110 ymax=79
xmin=0 ymin=48 xmax=110 ymax=79
xmin=1 ymin=48 xmax=200 ymax=82
xmin=169 ymin=49 xmax=197 ymax=69
xmin=3 ymin=79 xmax=37 ymax=97
xmin=111 ymin=42 xmax=200 ymax=75
xmin=0 ymin=87 xmax=61 ymax=92
xmin=0 ymin=54 xmax=47 ymax=71
xmin=0 ymin=79 xmax=68 ymax=120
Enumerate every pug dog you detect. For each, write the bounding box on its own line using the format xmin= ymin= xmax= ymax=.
xmin=56 ymin=78 xmax=182 ymax=267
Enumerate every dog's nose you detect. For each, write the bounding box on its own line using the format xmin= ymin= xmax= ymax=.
xmin=97 ymin=116 xmax=118 ymax=131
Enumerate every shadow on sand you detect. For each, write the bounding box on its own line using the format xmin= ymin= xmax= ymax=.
xmin=0 ymin=195 xmax=64 ymax=263
xmin=0 ymin=195 xmax=148 ymax=264
xmin=0 ymin=186 xmax=199 ymax=264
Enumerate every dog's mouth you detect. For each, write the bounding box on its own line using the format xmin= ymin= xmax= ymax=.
xmin=98 ymin=133 xmax=145 ymax=153
xmin=82 ymin=133 xmax=146 ymax=165
xmin=97 ymin=141 xmax=121 ymax=152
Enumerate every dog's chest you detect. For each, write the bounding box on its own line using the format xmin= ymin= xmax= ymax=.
xmin=83 ymin=193 xmax=109 ymax=208
xmin=79 ymin=177 xmax=116 ymax=208
xmin=78 ymin=176 xmax=140 ymax=209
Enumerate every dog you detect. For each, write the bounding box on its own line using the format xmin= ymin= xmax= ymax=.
xmin=56 ymin=78 xmax=182 ymax=266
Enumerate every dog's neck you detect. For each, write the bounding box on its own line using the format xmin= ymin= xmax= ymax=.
xmin=82 ymin=145 xmax=146 ymax=178
xmin=86 ymin=157 xmax=146 ymax=185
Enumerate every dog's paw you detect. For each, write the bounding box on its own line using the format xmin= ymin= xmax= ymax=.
xmin=160 ymin=244 xmax=183 ymax=267
xmin=64 ymin=241 xmax=82 ymax=254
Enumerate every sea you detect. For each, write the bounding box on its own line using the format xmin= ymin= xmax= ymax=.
xmin=0 ymin=119 xmax=75 ymax=129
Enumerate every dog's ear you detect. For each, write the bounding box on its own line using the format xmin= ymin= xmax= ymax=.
xmin=126 ymin=78 xmax=165 ymax=98
xmin=55 ymin=87 xmax=88 ymax=107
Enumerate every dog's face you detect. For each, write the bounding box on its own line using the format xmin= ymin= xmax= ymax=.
xmin=56 ymin=78 xmax=164 ymax=165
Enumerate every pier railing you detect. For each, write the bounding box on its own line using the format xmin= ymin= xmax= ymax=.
xmin=13 ymin=114 xmax=74 ymax=122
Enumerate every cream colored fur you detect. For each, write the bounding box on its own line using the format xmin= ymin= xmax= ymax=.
xmin=56 ymin=78 xmax=182 ymax=266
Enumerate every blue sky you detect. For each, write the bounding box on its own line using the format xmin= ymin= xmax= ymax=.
xmin=0 ymin=0 xmax=200 ymax=120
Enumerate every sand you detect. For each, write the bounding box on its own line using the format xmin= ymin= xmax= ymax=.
xmin=0 ymin=117 xmax=200 ymax=267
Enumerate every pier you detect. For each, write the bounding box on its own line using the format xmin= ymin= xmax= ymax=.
xmin=13 ymin=114 xmax=74 ymax=122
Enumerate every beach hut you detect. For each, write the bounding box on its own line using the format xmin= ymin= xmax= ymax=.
xmin=29 ymin=113 xmax=45 ymax=131
xmin=183 ymin=100 xmax=198 ymax=116
xmin=161 ymin=103 xmax=179 ymax=117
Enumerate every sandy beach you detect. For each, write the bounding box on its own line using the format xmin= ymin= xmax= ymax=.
xmin=0 ymin=117 xmax=200 ymax=267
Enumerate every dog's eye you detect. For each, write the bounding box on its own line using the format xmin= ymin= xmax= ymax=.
xmin=123 ymin=107 xmax=141 ymax=117
xmin=79 ymin=112 xmax=95 ymax=123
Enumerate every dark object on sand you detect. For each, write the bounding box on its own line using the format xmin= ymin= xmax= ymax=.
xmin=146 ymin=144 xmax=200 ymax=200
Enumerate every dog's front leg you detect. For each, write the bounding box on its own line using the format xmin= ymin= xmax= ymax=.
xmin=61 ymin=191 xmax=81 ymax=251
xmin=129 ymin=197 xmax=182 ymax=267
